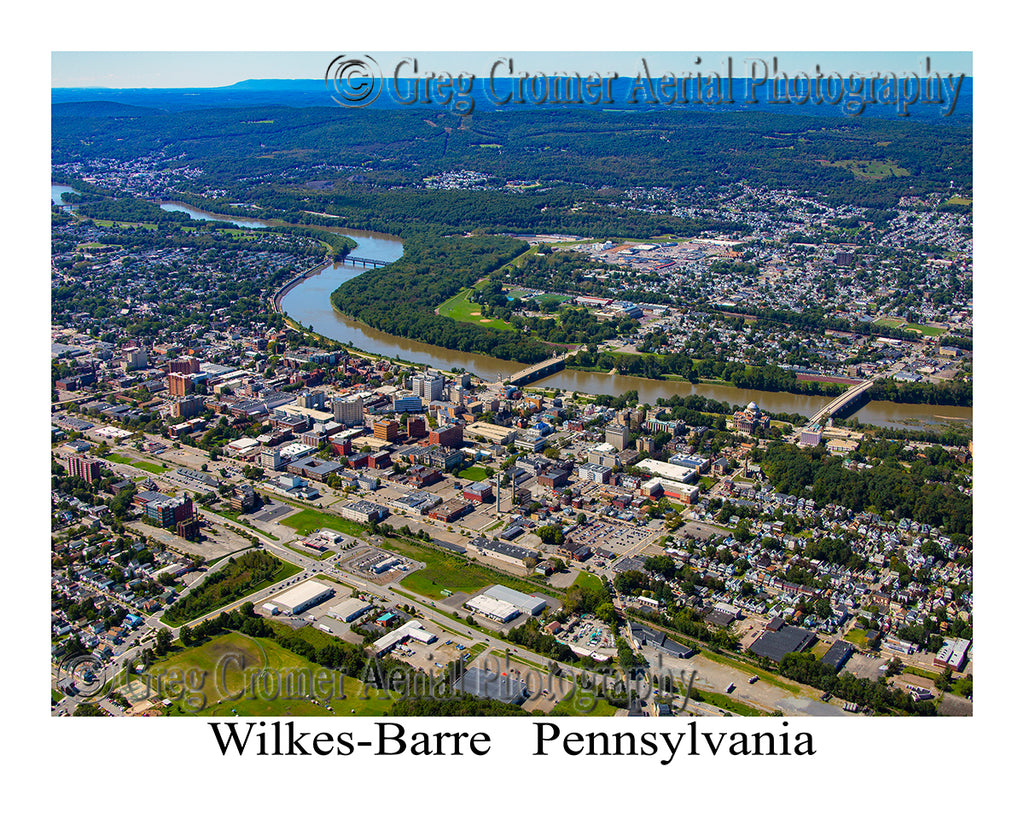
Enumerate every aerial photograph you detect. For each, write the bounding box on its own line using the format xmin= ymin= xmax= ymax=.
xmin=49 ymin=48 xmax=976 ymax=728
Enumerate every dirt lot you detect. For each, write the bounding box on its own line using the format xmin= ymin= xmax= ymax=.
xmin=843 ymin=652 xmax=885 ymax=682
xmin=131 ymin=519 xmax=245 ymax=561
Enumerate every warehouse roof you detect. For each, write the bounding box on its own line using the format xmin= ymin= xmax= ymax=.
xmin=272 ymin=580 xmax=331 ymax=611
xmin=454 ymin=667 xmax=529 ymax=705
xmin=749 ymin=625 xmax=816 ymax=663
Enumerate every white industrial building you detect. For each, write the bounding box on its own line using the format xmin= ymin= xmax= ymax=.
xmin=464 ymin=584 xmax=547 ymax=622
xmin=327 ymin=598 xmax=373 ymax=623
xmin=371 ymin=555 xmax=403 ymax=574
xmin=271 ymin=580 xmax=334 ymax=615
xmin=372 ymin=619 xmax=437 ymax=656
xmin=464 ymin=595 xmax=520 ymax=623
xmin=934 ymin=637 xmax=971 ymax=671
xmin=636 ymin=458 xmax=701 ymax=484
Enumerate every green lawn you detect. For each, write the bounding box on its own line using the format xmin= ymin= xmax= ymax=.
xmin=905 ymin=323 xmax=945 ymax=337
xmin=389 ymin=537 xmax=545 ymax=600
xmin=845 ymin=628 xmax=868 ymax=648
xmin=549 ymin=685 xmax=621 ymax=716
xmin=141 ymin=632 xmax=397 ymax=717
xmin=458 ymin=466 xmax=490 ymax=482
xmin=396 ymin=543 xmax=508 ymax=599
xmin=279 ymin=508 xmax=367 ymax=538
xmin=102 ymin=452 xmax=168 ymax=473
xmin=437 ymin=289 xmax=513 ymax=331
xmin=133 ymin=460 xmax=169 ymax=474
xmin=904 ymin=666 xmax=940 ymax=682
xmin=569 ymin=571 xmax=605 ymax=595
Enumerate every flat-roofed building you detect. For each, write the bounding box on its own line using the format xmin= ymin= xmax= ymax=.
xmin=271 ymin=580 xmax=334 ymax=615
xmin=332 ymin=395 xmax=364 ymax=426
xmin=578 ymin=463 xmax=612 ymax=484
xmin=428 ymin=498 xmax=474 ymax=523
xmin=453 ymin=667 xmax=528 ymax=705
xmin=467 ymin=584 xmax=547 ymax=619
xmin=339 ymin=500 xmax=389 ymax=524
xmin=411 ymin=372 xmax=445 ymax=401
xmin=465 ymin=422 xmax=515 ymax=445
xmin=430 ymin=423 xmax=464 ymax=448
xmin=934 ymin=637 xmax=971 ymax=671
xmin=605 ymin=424 xmax=630 ymax=451
xmin=327 ymin=598 xmax=373 ymax=623
xmin=68 ymin=454 xmax=102 ymax=483
xmin=463 ymin=481 xmax=493 ymax=503
xmin=373 ymin=418 xmax=399 ymax=442
xmin=372 ymin=619 xmax=437 ymax=656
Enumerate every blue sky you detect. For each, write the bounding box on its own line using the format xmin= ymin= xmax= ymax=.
xmin=52 ymin=51 xmax=972 ymax=89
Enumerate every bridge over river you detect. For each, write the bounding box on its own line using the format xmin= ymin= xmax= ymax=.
xmin=802 ymin=363 xmax=905 ymax=429
xmin=507 ymin=351 xmax=571 ymax=387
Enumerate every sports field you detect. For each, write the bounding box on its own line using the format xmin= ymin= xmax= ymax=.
xmin=137 ymin=632 xmax=397 ymax=717
xmin=437 ymin=289 xmax=512 ymax=331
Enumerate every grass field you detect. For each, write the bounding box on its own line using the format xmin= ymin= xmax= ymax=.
xmin=822 ymin=158 xmax=910 ymax=179
xmin=103 ymin=452 xmax=169 ymax=473
xmin=141 ymin=632 xmax=397 ymax=717
xmin=845 ymin=628 xmax=868 ymax=647
xmin=395 ymin=540 xmax=511 ymax=599
xmin=457 ymin=466 xmax=490 ymax=482
xmin=905 ymin=323 xmax=945 ymax=337
xmin=569 ymin=571 xmax=605 ymax=596
xmin=549 ymin=685 xmax=621 ymax=716
xmin=279 ymin=508 xmax=367 ymax=538
xmin=389 ymin=537 xmax=545 ymax=600
xmin=437 ymin=289 xmax=513 ymax=331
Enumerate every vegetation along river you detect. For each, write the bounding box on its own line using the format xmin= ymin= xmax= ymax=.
xmin=158 ymin=202 xmax=971 ymax=432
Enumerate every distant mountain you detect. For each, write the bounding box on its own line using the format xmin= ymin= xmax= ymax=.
xmin=225 ymin=79 xmax=324 ymax=91
xmin=51 ymin=76 xmax=972 ymax=122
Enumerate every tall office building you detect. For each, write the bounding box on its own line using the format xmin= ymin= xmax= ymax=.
xmin=412 ymin=372 xmax=445 ymax=402
xmin=68 ymin=454 xmax=101 ymax=483
xmin=332 ymin=396 xmax=364 ymax=426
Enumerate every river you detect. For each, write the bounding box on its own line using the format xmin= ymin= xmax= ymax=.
xmin=51 ymin=184 xmax=80 ymax=206
xmin=157 ymin=200 xmax=971 ymax=431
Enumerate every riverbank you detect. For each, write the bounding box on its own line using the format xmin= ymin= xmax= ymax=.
xmin=142 ymin=198 xmax=971 ymax=432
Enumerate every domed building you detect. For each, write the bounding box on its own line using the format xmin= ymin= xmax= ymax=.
xmin=733 ymin=400 xmax=770 ymax=435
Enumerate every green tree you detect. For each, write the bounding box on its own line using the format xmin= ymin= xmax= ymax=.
xmin=154 ymin=628 xmax=172 ymax=655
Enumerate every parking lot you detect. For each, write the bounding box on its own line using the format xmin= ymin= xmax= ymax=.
xmin=246 ymin=499 xmax=296 ymax=524
xmin=572 ymin=518 xmax=658 ymax=556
